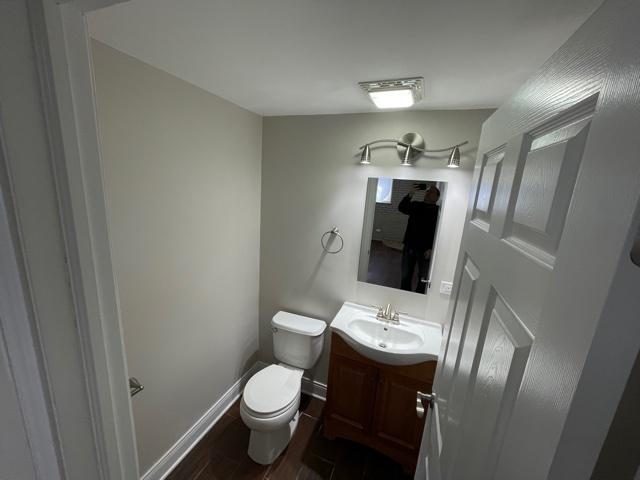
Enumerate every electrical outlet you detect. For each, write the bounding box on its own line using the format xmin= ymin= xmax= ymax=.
xmin=440 ymin=281 xmax=453 ymax=295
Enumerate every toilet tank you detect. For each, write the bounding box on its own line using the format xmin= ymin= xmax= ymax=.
xmin=271 ymin=311 xmax=326 ymax=369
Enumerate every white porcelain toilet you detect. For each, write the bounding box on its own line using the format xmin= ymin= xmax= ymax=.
xmin=240 ymin=311 xmax=326 ymax=465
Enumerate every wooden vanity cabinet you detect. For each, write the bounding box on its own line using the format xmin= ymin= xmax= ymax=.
xmin=324 ymin=333 xmax=436 ymax=472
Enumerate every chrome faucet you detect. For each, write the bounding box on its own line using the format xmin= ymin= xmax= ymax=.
xmin=389 ymin=308 xmax=403 ymax=325
xmin=383 ymin=303 xmax=392 ymax=319
xmin=372 ymin=303 xmax=402 ymax=325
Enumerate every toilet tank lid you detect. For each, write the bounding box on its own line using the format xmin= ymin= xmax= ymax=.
xmin=272 ymin=311 xmax=326 ymax=337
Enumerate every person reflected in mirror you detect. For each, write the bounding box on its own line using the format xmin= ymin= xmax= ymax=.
xmin=398 ymin=184 xmax=440 ymax=294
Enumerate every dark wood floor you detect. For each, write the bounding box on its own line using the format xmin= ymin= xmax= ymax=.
xmin=166 ymin=394 xmax=413 ymax=480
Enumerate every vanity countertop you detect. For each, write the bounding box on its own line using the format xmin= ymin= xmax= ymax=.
xmin=329 ymin=301 xmax=442 ymax=366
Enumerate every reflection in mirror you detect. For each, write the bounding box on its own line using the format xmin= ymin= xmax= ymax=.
xmin=358 ymin=178 xmax=446 ymax=295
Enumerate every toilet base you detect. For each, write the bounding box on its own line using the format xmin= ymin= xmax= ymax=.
xmin=247 ymin=411 xmax=300 ymax=465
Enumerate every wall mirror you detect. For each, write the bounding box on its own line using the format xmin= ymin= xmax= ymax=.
xmin=358 ymin=177 xmax=446 ymax=294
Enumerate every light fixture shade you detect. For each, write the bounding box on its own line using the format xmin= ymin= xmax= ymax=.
xmin=401 ymin=146 xmax=413 ymax=166
xmin=447 ymin=146 xmax=461 ymax=168
xmin=360 ymin=145 xmax=371 ymax=164
xmin=369 ymin=89 xmax=415 ymax=109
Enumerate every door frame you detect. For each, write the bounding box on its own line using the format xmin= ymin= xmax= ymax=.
xmin=7 ymin=0 xmax=640 ymax=479
xmin=357 ymin=177 xmax=378 ymax=281
xmin=2 ymin=0 xmax=138 ymax=478
xmin=0 ymin=128 xmax=64 ymax=480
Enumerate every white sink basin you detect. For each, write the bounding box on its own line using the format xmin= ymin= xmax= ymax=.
xmin=330 ymin=302 xmax=442 ymax=366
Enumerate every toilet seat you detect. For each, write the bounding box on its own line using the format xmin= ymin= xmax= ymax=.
xmin=242 ymin=364 xmax=302 ymax=418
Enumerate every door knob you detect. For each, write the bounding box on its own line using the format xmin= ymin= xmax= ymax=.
xmin=416 ymin=390 xmax=434 ymax=418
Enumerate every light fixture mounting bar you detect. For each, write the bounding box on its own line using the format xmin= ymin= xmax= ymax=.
xmin=357 ymin=132 xmax=469 ymax=167
xmin=358 ymin=139 xmax=469 ymax=153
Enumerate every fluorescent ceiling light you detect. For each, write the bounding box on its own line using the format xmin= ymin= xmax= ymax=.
xmin=369 ymin=89 xmax=415 ymax=109
xmin=359 ymin=77 xmax=424 ymax=110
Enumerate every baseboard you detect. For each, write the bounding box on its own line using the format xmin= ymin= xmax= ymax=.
xmin=141 ymin=361 xmax=328 ymax=480
xmin=255 ymin=360 xmax=327 ymax=401
xmin=141 ymin=362 xmax=264 ymax=480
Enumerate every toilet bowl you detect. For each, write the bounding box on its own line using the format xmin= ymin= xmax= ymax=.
xmin=240 ymin=311 xmax=326 ymax=465
xmin=240 ymin=364 xmax=303 ymax=464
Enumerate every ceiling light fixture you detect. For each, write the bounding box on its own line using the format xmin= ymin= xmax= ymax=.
xmin=359 ymin=77 xmax=424 ymax=109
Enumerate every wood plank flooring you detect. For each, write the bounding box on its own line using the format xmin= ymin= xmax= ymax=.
xmin=165 ymin=394 xmax=413 ymax=480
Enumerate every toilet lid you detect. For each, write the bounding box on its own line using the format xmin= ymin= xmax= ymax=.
xmin=243 ymin=365 xmax=301 ymax=416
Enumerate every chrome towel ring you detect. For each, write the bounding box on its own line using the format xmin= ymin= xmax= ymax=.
xmin=321 ymin=227 xmax=344 ymax=254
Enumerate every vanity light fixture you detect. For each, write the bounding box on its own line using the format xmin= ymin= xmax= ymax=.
xmin=359 ymin=77 xmax=424 ymax=109
xmin=360 ymin=145 xmax=371 ymax=164
xmin=358 ymin=132 xmax=468 ymax=167
xmin=447 ymin=146 xmax=461 ymax=168
xmin=401 ymin=145 xmax=413 ymax=167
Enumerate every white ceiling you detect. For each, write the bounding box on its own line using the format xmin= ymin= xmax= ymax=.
xmin=88 ymin=0 xmax=602 ymax=116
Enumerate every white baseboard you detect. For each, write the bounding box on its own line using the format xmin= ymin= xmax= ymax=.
xmin=141 ymin=362 xmax=264 ymax=480
xmin=141 ymin=360 xmax=328 ymax=480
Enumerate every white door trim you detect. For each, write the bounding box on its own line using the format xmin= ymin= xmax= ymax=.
xmin=40 ymin=1 xmax=139 ymax=477
xmin=10 ymin=1 xmax=640 ymax=479
xmin=0 ymin=121 xmax=63 ymax=480
xmin=6 ymin=0 xmax=139 ymax=478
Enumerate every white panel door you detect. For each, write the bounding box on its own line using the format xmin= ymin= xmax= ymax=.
xmin=420 ymin=1 xmax=640 ymax=479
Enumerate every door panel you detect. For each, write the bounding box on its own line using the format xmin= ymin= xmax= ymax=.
xmin=504 ymin=102 xmax=595 ymax=267
xmin=451 ymin=291 xmax=533 ymax=480
xmin=436 ymin=256 xmax=479 ymax=419
xmin=438 ymin=277 xmax=492 ymax=479
xmin=471 ymin=147 xmax=506 ymax=231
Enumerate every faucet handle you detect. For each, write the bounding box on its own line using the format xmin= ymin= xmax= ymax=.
xmin=392 ymin=310 xmax=407 ymax=322
xmin=368 ymin=304 xmax=386 ymax=319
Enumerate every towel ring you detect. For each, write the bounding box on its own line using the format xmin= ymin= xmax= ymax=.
xmin=321 ymin=227 xmax=344 ymax=254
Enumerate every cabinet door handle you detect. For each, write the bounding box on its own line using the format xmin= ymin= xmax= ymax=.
xmin=416 ymin=391 xmax=434 ymax=418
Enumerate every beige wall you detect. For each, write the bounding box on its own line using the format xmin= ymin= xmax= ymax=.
xmin=92 ymin=41 xmax=262 ymax=473
xmin=260 ymin=110 xmax=492 ymax=383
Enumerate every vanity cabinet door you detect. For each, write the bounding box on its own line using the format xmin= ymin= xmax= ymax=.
xmin=372 ymin=370 xmax=429 ymax=453
xmin=325 ymin=354 xmax=378 ymax=433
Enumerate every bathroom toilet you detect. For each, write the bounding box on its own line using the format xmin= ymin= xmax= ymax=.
xmin=240 ymin=311 xmax=326 ymax=465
